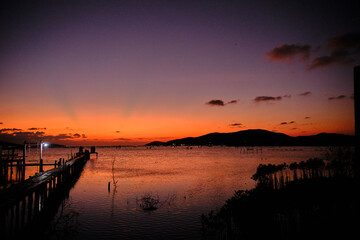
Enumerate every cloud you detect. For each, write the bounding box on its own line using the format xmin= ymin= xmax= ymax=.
xmin=267 ymin=33 xmax=360 ymax=71
xmin=206 ymin=99 xmax=239 ymax=107
xmin=327 ymin=32 xmax=360 ymax=52
xmin=254 ymin=96 xmax=282 ymax=102
xmin=229 ymin=123 xmax=243 ymax=128
xmin=227 ymin=100 xmax=238 ymax=104
xmin=266 ymin=44 xmax=311 ymax=62
xmin=0 ymin=128 xmax=23 ymax=132
xmin=0 ymin=130 xmax=46 ymax=143
xmin=307 ymin=33 xmax=360 ymax=70
xmin=306 ymin=50 xmax=354 ymax=70
xmin=283 ymin=94 xmax=291 ymax=98
xmin=206 ymin=99 xmax=225 ymax=106
xmin=328 ymin=95 xmax=347 ymax=100
xmin=73 ymin=133 xmax=81 ymax=138
xmin=280 ymin=121 xmax=295 ymax=125
xmin=298 ymin=91 xmax=311 ymax=96
xmin=304 ymin=116 xmax=311 ymax=119
xmin=82 ymin=134 xmax=87 ymax=138
xmin=0 ymin=122 xmax=3 ymax=124
xmin=115 ymin=131 xmax=121 ymax=133
xmin=28 ymin=127 xmax=47 ymax=131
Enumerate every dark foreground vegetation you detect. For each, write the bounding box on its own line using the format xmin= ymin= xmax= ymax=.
xmin=201 ymin=147 xmax=359 ymax=240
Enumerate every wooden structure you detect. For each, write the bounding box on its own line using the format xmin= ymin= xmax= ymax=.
xmin=0 ymin=149 xmax=90 ymax=239
xmin=90 ymin=146 xmax=98 ymax=158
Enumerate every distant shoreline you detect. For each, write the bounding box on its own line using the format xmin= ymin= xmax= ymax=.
xmin=146 ymin=129 xmax=355 ymax=147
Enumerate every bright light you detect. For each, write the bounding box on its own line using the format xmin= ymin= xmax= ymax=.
xmin=43 ymin=143 xmax=49 ymax=147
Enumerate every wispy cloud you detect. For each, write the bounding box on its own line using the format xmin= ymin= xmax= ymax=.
xmin=206 ymin=99 xmax=238 ymax=106
xmin=298 ymin=91 xmax=311 ymax=97
xmin=328 ymin=95 xmax=347 ymax=100
xmin=306 ymin=51 xmax=354 ymax=70
xmin=229 ymin=122 xmax=244 ymax=128
xmin=28 ymin=127 xmax=47 ymax=131
xmin=280 ymin=121 xmax=295 ymax=125
xmin=266 ymin=44 xmax=311 ymax=62
xmin=0 ymin=128 xmax=23 ymax=132
xmin=227 ymin=100 xmax=238 ymax=104
xmin=254 ymin=96 xmax=282 ymax=102
xmin=266 ymin=32 xmax=360 ymax=71
xmin=307 ymin=33 xmax=360 ymax=70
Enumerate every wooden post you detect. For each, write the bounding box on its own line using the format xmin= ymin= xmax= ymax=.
xmin=23 ymin=141 xmax=26 ymax=164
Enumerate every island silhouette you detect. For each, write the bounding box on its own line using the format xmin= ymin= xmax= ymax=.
xmin=146 ymin=129 xmax=354 ymax=146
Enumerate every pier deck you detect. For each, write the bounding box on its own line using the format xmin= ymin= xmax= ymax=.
xmin=0 ymin=150 xmax=90 ymax=239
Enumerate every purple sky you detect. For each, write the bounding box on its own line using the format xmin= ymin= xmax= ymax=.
xmin=1 ymin=0 xmax=359 ymax=145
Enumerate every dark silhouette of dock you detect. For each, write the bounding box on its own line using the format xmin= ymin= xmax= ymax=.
xmin=0 ymin=147 xmax=90 ymax=239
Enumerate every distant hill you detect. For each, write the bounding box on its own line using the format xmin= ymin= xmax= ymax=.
xmin=146 ymin=129 xmax=355 ymax=146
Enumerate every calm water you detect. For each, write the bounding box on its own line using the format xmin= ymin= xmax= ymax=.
xmin=28 ymin=146 xmax=325 ymax=239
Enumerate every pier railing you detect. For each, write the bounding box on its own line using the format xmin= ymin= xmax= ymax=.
xmin=0 ymin=149 xmax=90 ymax=239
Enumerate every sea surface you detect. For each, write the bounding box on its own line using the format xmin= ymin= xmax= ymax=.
xmin=25 ymin=146 xmax=325 ymax=239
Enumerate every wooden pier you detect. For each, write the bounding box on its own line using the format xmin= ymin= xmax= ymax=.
xmin=0 ymin=149 xmax=90 ymax=239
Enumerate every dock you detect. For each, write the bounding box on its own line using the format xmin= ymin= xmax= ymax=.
xmin=0 ymin=147 xmax=90 ymax=239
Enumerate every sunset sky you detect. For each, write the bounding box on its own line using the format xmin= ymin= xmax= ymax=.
xmin=1 ymin=0 xmax=359 ymax=146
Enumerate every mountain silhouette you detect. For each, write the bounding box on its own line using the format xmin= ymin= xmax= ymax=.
xmin=146 ymin=129 xmax=354 ymax=146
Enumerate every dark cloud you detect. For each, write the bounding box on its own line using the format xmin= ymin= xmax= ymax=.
xmin=0 ymin=131 xmax=45 ymax=143
xmin=0 ymin=122 xmax=3 ymax=124
xmin=28 ymin=127 xmax=47 ymax=131
xmin=229 ymin=123 xmax=243 ymax=128
xmin=73 ymin=133 xmax=81 ymax=138
xmin=328 ymin=95 xmax=347 ymax=100
xmin=115 ymin=131 xmax=121 ymax=133
xmin=280 ymin=121 xmax=295 ymax=125
xmin=305 ymin=116 xmax=311 ymax=119
xmin=206 ymin=99 xmax=239 ymax=106
xmin=306 ymin=50 xmax=354 ymax=70
xmin=0 ymin=128 xmax=23 ymax=132
xmin=267 ymin=33 xmax=360 ymax=71
xmin=283 ymin=94 xmax=291 ymax=98
xmin=82 ymin=134 xmax=87 ymax=138
xmin=327 ymin=33 xmax=360 ymax=52
xmin=266 ymin=44 xmax=311 ymax=62
xmin=206 ymin=99 xmax=225 ymax=106
xmin=307 ymin=33 xmax=360 ymax=70
xmin=298 ymin=91 xmax=311 ymax=96
xmin=227 ymin=100 xmax=238 ymax=104
xmin=254 ymin=96 xmax=282 ymax=102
